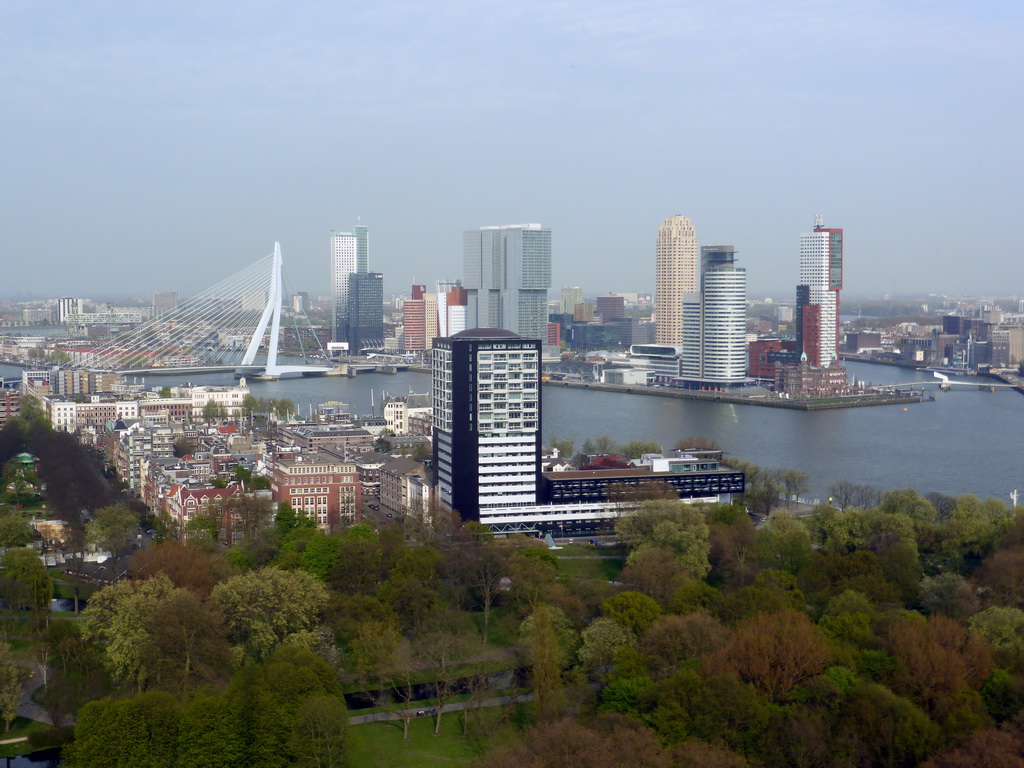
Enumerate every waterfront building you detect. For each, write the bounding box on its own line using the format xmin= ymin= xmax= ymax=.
xmin=463 ymin=224 xmax=551 ymax=341
xmin=679 ymin=246 xmax=748 ymax=385
xmin=56 ymin=297 xmax=81 ymax=324
xmin=347 ymin=272 xmax=384 ymax=353
xmin=775 ymin=354 xmax=850 ymax=397
xmin=627 ymin=343 xmax=683 ymax=383
xmin=432 ymin=329 xmax=542 ymax=522
xmin=330 ymin=229 xmax=358 ymax=344
xmin=655 ymin=215 xmax=698 ymax=345
xmin=797 ymin=218 xmax=843 ymax=367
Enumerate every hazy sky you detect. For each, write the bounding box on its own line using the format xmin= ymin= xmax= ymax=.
xmin=1 ymin=1 xmax=1021 ymax=301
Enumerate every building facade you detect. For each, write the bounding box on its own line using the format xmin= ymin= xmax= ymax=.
xmin=655 ymin=215 xmax=698 ymax=345
xmin=268 ymin=451 xmax=361 ymax=530
xmin=347 ymin=272 xmax=384 ymax=353
xmin=463 ymin=224 xmax=551 ymax=341
xmin=432 ymin=329 xmax=541 ymax=522
xmin=331 ymin=230 xmax=358 ymax=344
xmin=797 ymin=219 xmax=843 ymax=367
xmin=679 ymin=246 xmax=747 ymax=385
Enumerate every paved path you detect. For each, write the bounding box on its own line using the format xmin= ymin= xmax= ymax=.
xmin=349 ymin=692 xmax=534 ymax=725
xmin=16 ymin=661 xmax=71 ymax=727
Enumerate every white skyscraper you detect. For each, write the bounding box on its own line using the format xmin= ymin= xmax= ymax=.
xmin=680 ymin=247 xmax=747 ymax=384
xmin=464 ymin=224 xmax=551 ymax=341
xmin=798 ymin=219 xmax=843 ymax=367
xmin=331 ymin=230 xmax=359 ymax=344
xmin=656 ymin=216 xmax=699 ymax=344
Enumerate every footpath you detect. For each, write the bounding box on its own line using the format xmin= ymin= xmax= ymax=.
xmin=349 ymin=692 xmax=535 ymax=725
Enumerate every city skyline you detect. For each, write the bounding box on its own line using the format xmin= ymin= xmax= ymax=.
xmin=1 ymin=2 xmax=1020 ymax=299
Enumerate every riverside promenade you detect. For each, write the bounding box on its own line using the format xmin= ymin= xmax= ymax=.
xmin=542 ymin=380 xmax=923 ymax=411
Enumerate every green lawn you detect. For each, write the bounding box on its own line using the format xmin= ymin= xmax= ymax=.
xmin=351 ymin=710 xmax=492 ymax=767
xmin=553 ymin=544 xmax=626 ymax=581
xmin=0 ymin=717 xmax=50 ymax=757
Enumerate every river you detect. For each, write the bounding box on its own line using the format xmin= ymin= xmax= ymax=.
xmin=3 ymin=361 xmax=1021 ymax=502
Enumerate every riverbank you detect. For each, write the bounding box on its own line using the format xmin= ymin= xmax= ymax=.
xmin=542 ymin=380 xmax=923 ymax=410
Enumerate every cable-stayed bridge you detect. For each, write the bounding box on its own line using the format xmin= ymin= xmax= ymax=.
xmin=76 ymin=243 xmax=334 ymax=379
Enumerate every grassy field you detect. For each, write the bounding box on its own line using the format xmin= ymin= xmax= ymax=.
xmin=0 ymin=717 xmax=50 ymax=757
xmin=350 ymin=709 xmax=515 ymax=767
xmin=552 ymin=543 xmax=627 ymax=581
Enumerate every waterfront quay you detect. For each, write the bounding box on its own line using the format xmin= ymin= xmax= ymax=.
xmin=543 ymin=379 xmax=923 ymax=411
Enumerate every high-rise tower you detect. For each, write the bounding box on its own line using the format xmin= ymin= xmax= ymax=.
xmin=347 ymin=272 xmax=384 ymax=353
xmin=331 ymin=230 xmax=358 ymax=345
xmin=680 ymin=246 xmax=747 ymax=384
xmin=432 ymin=329 xmax=541 ymax=523
xmin=797 ymin=218 xmax=843 ymax=367
xmin=655 ymin=216 xmax=698 ymax=344
xmin=463 ymin=224 xmax=551 ymax=341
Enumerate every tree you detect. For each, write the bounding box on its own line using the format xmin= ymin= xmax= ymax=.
xmin=529 ymin=605 xmax=568 ymax=721
xmin=827 ymin=480 xmax=858 ymax=511
xmin=1 ymin=546 xmax=51 ymax=614
xmin=273 ymin=398 xmax=296 ymax=420
xmin=202 ymin=398 xmax=225 ymax=424
xmin=212 ymin=567 xmax=329 ymax=665
xmin=242 ymin=393 xmax=260 ymax=426
xmin=64 ymin=690 xmax=180 ymax=768
xmin=675 ymin=436 xmax=722 ymax=452
xmin=601 ymin=591 xmax=662 ymax=635
xmin=779 ymin=470 xmax=810 ymax=509
xmin=617 ymin=499 xmax=711 ymax=579
xmin=80 ymin=574 xmax=179 ymax=689
xmin=620 ymin=440 xmax=662 ymax=459
xmin=176 ymin=692 xmax=245 ymax=768
xmin=0 ymin=642 xmax=25 ymax=732
xmin=578 ymin=617 xmax=636 ymax=675
xmin=373 ymin=435 xmax=393 ymax=453
xmin=291 ymin=695 xmax=350 ymax=768
xmin=756 ymin=513 xmax=812 ymax=574
xmin=173 ymin=437 xmax=196 ymax=458
xmin=969 ymin=607 xmax=1024 ymax=655
xmin=619 ymin=546 xmax=691 ymax=607
xmin=639 ymin=613 xmax=729 ymax=680
xmin=0 ymin=512 xmax=32 ymax=549
xmin=888 ymin=614 xmax=995 ymax=716
xmin=142 ymin=589 xmax=231 ymax=696
xmin=710 ymin=515 xmax=760 ymax=588
xmin=704 ymin=610 xmax=832 ymax=701
xmin=129 ymin=540 xmax=232 ymax=598
xmin=583 ymin=435 xmax=619 ymax=456
xmin=87 ymin=504 xmax=139 ymax=578
xmin=548 ymin=436 xmax=576 ymax=462
xmin=838 ymin=682 xmax=940 ymax=768
xmin=458 ymin=540 xmax=509 ymax=644
xmin=415 ymin=612 xmax=476 ymax=735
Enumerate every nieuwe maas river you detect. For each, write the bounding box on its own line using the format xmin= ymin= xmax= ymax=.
xmin=4 ymin=361 xmax=1021 ymax=502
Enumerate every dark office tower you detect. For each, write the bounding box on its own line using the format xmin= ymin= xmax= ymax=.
xmin=347 ymin=272 xmax=384 ymax=354
xmin=432 ymin=329 xmax=541 ymax=522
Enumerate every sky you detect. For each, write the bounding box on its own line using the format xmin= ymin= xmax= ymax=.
xmin=1 ymin=0 xmax=1021 ymax=301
